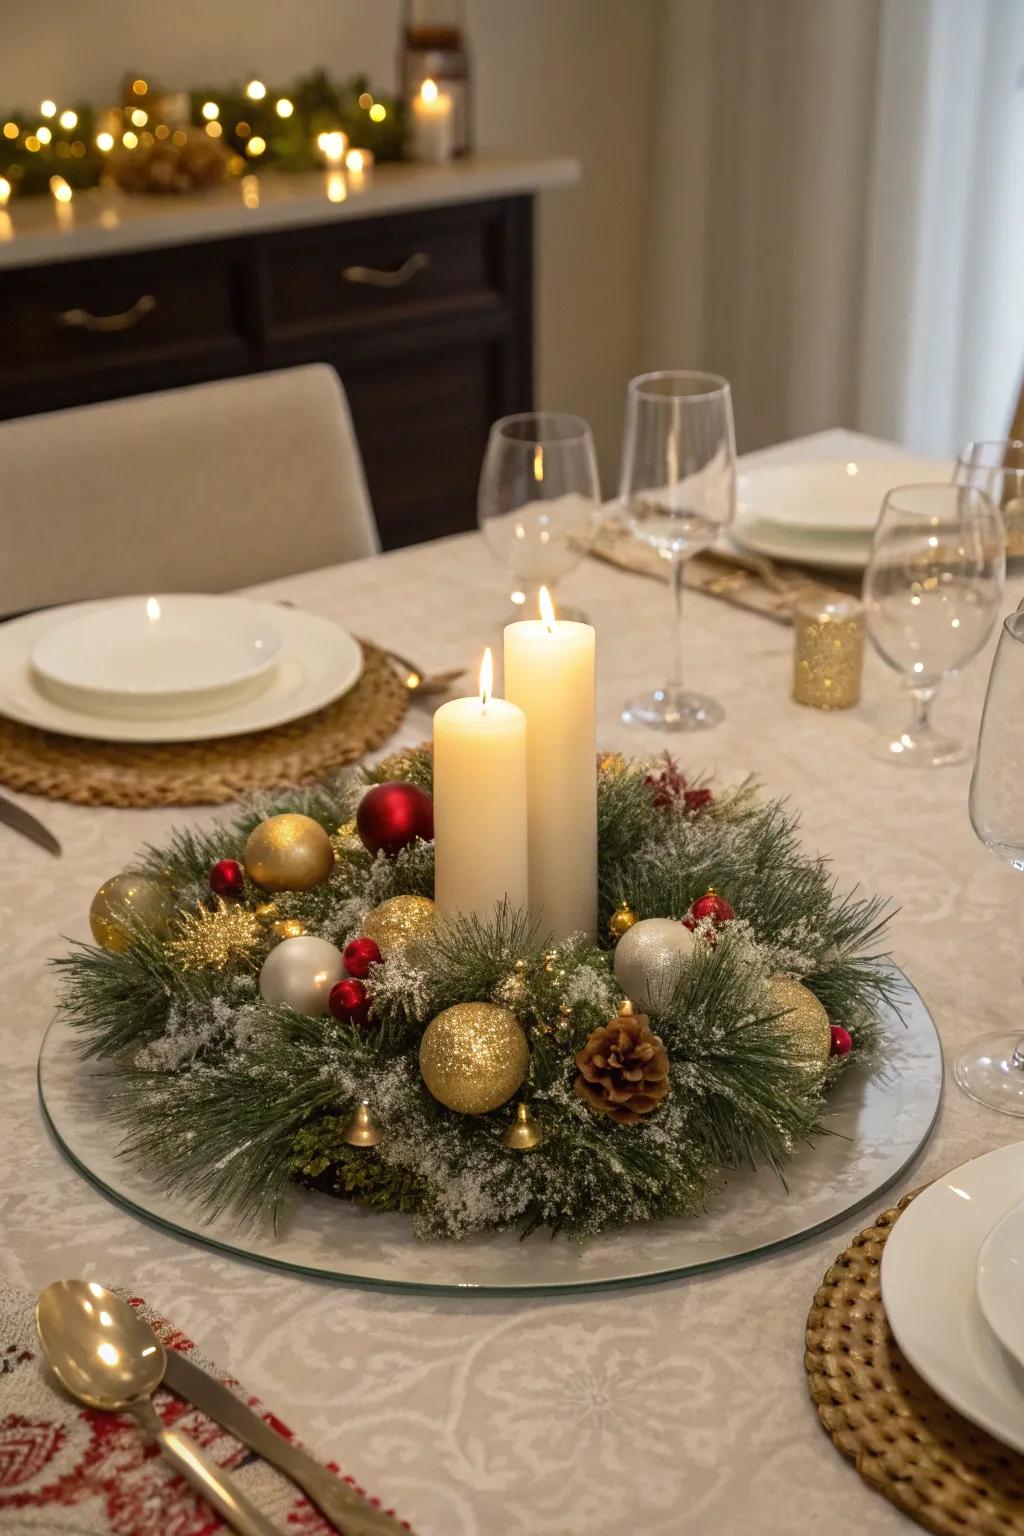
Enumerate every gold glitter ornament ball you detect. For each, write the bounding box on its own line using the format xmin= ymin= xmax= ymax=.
xmin=243 ymin=813 xmax=334 ymax=892
xmin=363 ymin=895 xmax=437 ymax=958
xmin=766 ymin=974 xmax=832 ymax=1068
xmin=89 ymin=873 xmax=174 ymax=953
xmin=419 ymin=1003 xmax=529 ymax=1114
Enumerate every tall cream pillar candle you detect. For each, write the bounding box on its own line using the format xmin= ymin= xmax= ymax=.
xmin=433 ymin=649 xmax=529 ymax=925
xmin=504 ymin=590 xmax=597 ymax=941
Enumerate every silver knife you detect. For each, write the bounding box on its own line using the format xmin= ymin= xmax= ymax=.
xmin=0 ymin=792 xmax=60 ymax=856
xmin=163 ymin=1349 xmax=410 ymax=1536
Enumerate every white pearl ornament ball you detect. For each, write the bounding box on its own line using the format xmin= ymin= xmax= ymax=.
xmin=613 ymin=917 xmax=696 ymax=1016
xmin=258 ymin=935 xmax=346 ymax=1016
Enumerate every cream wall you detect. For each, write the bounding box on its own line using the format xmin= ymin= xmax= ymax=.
xmin=1 ymin=0 xmax=660 ymax=487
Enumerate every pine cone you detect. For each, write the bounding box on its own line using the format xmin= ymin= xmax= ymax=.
xmin=575 ymin=1006 xmax=670 ymax=1124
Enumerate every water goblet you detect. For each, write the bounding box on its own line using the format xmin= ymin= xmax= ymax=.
xmin=954 ymin=439 xmax=1024 ymax=560
xmin=862 ymin=483 xmax=1004 ymax=766
xmin=956 ymin=604 xmax=1024 ymax=1114
xmin=618 ymin=370 xmax=736 ymax=731
xmin=478 ymin=412 xmax=601 ymax=621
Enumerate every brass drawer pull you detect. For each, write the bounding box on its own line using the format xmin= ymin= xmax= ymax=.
xmin=56 ymin=294 xmax=157 ymax=333
xmin=341 ymin=253 xmax=431 ymax=288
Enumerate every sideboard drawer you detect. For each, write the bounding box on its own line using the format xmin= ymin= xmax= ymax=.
xmin=0 ymin=247 xmax=246 ymax=384
xmin=265 ymin=203 xmax=503 ymax=338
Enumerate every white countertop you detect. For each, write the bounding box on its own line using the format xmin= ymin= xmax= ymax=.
xmin=0 ymin=153 xmax=580 ymax=269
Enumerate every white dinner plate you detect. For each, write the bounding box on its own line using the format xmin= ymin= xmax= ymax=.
xmin=977 ymin=1198 xmax=1024 ymax=1372
xmin=738 ymin=458 xmax=951 ymax=536
xmin=730 ymin=518 xmax=873 ymax=573
xmin=30 ymin=595 xmax=283 ymax=718
xmin=881 ymin=1140 xmax=1024 ymax=1455
xmin=0 ymin=603 xmax=363 ymax=743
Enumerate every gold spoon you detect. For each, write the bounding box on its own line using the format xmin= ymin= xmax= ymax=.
xmin=36 ymin=1281 xmax=281 ymax=1536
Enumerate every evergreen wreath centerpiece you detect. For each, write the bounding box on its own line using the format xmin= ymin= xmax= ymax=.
xmin=56 ymin=747 xmax=898 ymax=1242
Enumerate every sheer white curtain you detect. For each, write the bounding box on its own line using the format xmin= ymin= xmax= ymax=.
xmin=641 ymin=0 xmax=1024 ymax=455
xmin=858 ymin=0 xmax=1024 ymax=454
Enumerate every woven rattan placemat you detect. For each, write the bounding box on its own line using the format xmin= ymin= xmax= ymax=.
xmin=805 ymin=1191 xmax=1024 ymax=1535
xmin=0 ymin=640 xmax=408 ymax=808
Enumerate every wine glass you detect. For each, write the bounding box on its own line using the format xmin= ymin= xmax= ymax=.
xmin=478 ymin=412 xmax=602 ymax=620
xmin=956 ymin=604 xmax=1024 ymax=1114
xmin=862 ymin=483 xmax=1004 ymax=766
xmin=618 ymin=370 xmax=736 ymax=731
xmin=954 ymin=440 xmax=1024 ymax=559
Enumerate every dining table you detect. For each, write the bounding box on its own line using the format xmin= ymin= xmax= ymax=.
xmin=1 ymin=426 xmax=1020 ymax=1536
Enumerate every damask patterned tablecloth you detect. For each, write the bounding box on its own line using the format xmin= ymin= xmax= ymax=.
xmin=1 ymin=429 xmax=1018 ymax=1536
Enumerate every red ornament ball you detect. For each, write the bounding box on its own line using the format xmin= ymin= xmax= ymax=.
xmin=209 ymin=859 xmax=245 ymax=899
xmin=690 ymin=890 xmax=735 ymax=925
xmin=328 ymin=977 xmax=371 ymax=1027
xmin=830 ymin=1024 xmax=853 ymax=1057
xmin=343 ymin=936 xmax=382 ymax=979
xmin=356 ymin=782 xmax=434 ymax=858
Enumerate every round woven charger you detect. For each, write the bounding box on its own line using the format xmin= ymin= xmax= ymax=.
xmin=805 ymin=1191 xmax=1024 ymax=1535
xmin=0 ymin=641 xmax=408 ymax=808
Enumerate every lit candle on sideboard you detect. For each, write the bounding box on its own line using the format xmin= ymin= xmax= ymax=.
xmin=316 ymin=129 xmax=348 ymax=167
xmin=433 ymin=648 xmax=529 ymax=925
xmin=504 ymin=588 xmax=597 ymax=942
xmin=411 ymin=78 xmax=454 ymax=165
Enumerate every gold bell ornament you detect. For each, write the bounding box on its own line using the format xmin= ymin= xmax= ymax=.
xmin=501 ymin=1101 xmax=544 ymax=1150
xmin=342 ymin=1101 xmax=383 ymax=1147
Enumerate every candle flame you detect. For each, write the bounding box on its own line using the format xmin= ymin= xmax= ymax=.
xmin=421 ymin=78 xmax=439 ymax=103
xmin=146 ymin=597 xmax=161 ymax=621
xmin=539 ymin=586 xmax=557 ymax=632
xmin=533 ymin=444 xmax=544 ymax=483
xmin=479 ymin=647 xmax=493 ymax=710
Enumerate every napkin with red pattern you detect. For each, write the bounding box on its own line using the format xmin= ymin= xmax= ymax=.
xmin=0 ymin=1284 xmax=409 ymax=1535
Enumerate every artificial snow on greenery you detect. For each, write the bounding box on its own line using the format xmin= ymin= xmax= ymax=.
xmin=55 ymin=751 xmax=898 ymax=1241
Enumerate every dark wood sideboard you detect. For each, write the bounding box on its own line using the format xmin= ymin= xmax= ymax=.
xmin=0 ymin=194 xmax=534 ymax=550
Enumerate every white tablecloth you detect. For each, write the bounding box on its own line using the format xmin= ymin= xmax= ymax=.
xmin=3 ymin=429 xmax=1019 ymax=1536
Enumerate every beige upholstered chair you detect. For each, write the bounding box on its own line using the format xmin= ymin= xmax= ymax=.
xmin=0 ymin=365 xmax=379 ymax=617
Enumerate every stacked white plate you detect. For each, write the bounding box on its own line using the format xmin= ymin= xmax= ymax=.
xmin=0 ymin=594 xmax=363 ymax=742
xmin=732 ymin=457 xmax=951 ymax=573
xmin=881 ymin=1141 xmax=1024 ymax=1454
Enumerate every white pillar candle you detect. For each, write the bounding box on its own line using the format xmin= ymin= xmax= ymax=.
xmin=411 ymin=78 xmax=454 ymax=165
xmin=433 ymin=648 xmax=529 ymax=926
xmin=504 ymin=589 xmax=597 ymax=942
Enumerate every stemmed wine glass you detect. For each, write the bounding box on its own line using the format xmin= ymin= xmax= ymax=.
xmin=954 ymin=440 xmax=1024 ymax=559
xmin=478 ymin=412 xmax=602 ymax=620
xmin=957 ymin=604 xmax=1024 ymax=1114
xmin=862 ymin=484 xmax=1004 ymax=766
xmin=618 ymin=370 xmax=736 ymax=730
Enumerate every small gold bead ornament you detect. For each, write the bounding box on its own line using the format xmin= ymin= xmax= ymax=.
xmin=271 ymin=917 xmax=307 ymax=941
xmin=609 ymin=901 xmax=638 ymax=940
xmin=502 ymin=1101 xmax=544 ymax=1150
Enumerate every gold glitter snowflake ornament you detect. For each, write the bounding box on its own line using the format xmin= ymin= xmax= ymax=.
xmin=167 ymin=899 xmax=264 ymax=971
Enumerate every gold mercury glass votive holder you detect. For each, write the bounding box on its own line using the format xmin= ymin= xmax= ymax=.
xmin=792 ymin=595 xmax=864 ymax=709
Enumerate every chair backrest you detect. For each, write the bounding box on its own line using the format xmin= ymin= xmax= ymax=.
xmin=0 ymin=364 xmax=379 ymax=617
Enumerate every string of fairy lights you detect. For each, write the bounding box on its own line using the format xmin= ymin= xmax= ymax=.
xmin=0 ymin=70 xmax=407 ymax=204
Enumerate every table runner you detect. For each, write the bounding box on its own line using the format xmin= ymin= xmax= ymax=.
xmin=0 ymin=1283 xmax=408 ymax=1535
